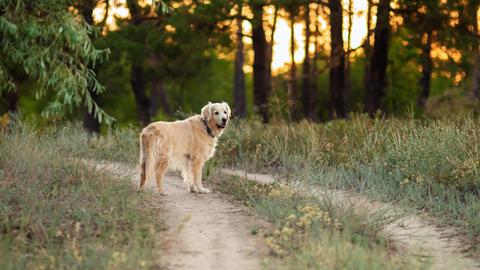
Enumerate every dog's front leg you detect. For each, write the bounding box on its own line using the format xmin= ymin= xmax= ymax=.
xmin=192 ymin=161 xmax=209 ymax=194
xmin=182 ymin=168 xmax=196 ymax=192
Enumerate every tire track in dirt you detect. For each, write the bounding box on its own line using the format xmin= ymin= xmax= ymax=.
xmin=221 ymin=168 xmax=480 ymax=270
xmin=85 ymin=160 xmax=268 ymax=270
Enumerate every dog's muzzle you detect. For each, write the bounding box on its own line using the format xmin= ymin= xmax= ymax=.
xmin=217 ymin=118 xmax=227 ymax=129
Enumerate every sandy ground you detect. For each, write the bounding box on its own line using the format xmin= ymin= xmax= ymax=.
xmin=86 ymin=160 xmax=268 ymax=270
xmin=154 ymin=177 xmax=268 ymax=270
xmin=84 ymin=158 xmax=479 ymax=269
xmin=221 ymin=169 xmax=480 ymax=270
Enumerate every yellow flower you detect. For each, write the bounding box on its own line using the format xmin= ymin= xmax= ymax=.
xmin=0 ymin=113 xmax=9 ymax=130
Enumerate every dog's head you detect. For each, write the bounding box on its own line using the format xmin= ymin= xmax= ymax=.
xmin=201 ymin=102 xmax=231 ymax=135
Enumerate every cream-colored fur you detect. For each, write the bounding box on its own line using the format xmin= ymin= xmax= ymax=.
xmin=139 ymin=102 xmax=231 ymax=194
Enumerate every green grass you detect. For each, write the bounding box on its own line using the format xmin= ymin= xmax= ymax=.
xmin=4 ymin=114 xmax=475 ymax=268
xmin=0 ymin=122 xmax=160 ymax=269
xmin=210 ymin=174 xmax=425 ymax=269
xmin=215 ymin=115 xmax=480 ymax=251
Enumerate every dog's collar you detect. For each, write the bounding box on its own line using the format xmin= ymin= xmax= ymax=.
xmin=201 ymin=117 xmax=215 ymax=138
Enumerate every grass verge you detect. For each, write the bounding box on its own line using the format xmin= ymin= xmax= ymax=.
xmin=209 ymin=173 xmax=425 ymax=269
xmin=215 ymin=115 xmax=480 ymax=252
xmin=0 ymin=123 xmax=161 ymax=269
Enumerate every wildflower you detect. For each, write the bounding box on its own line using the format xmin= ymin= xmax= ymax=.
xmin=281 ymin=226 xmax=294 ymax=235
xmin=55 ymin=230 xmax=63 ymax=238
xmin=400 ymin=178 xmax=410 ymax=186
xmin=415 ymin=175 xmax=424 ymax=184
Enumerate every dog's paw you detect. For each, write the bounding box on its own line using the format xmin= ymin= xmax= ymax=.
xmin=198 ymin=187 xmax=210 ymax=194
xmin=183 ymin=181 xmax=192 ymax=191
xmin=190 ymin=185 xmax=198 ymax=193
xmin=157 ymin=188 xmax=167 ymax=196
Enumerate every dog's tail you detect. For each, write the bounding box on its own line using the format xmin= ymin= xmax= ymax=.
xmin=139 ymin=130 xmax=156 ymax=188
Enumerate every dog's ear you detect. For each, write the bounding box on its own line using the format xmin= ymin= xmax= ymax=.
xmin=201 ymin=102 xmax=213 ymax=120
xmin=222 ymin=102 xmax=232 ymax=119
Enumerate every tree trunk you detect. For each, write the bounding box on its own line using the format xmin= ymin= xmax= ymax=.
xmin=4 ymin=87 xmax=19 ymax=113
xmin=83 ymin=88 xmax=100 ymax=134
xmin=81 ymin=0 xmax=100 ymax=134
xmin=266 ymin=6 xmax=278 ymax=105
xmin=363 ymin=0 xmax=372 ymax=106
xmin=288 ymin=12 xmax=297 ymax=118
xmin=131 ymin=63 xmax=150 ymax=126
xmin=329 ymin=0 xmax=347 ymax=119
xmin=233 ymin=4 xmax=246 ymax=118
xmin=345 ymin=0 xmax=353 ymax=112
xmin=417 ymin=31 xmax=433 ymax=109
xmin=471 ymin=2 xmax=480 ymax=101
xmin=310 ymin=4 xmax=322 ymax=121
xmin=252 ymin=3 xmax=269 ymax=123
xmin=364 ymin=0 xmax=390 ymax=116
xmin=150 ymin=78 xmax=172 ymax=117
xmin=302 ymin=3 xmax=313 ymax=119
xmin=473 ymin=46 xmax=480 ymax=101
xmin=127 ymin=0 xmax=151 ymax=126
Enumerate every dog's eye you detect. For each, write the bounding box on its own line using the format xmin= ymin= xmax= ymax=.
xmin=224 ymin=111 xmax=227 ymax=114
xmin=214 ymin=112 xmax=219 ymax=115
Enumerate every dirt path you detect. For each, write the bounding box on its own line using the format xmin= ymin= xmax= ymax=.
xmin=221 ymin=169 xmax=480 ymax=270
xmin=87 ymin=161 xmax=268 ymax=270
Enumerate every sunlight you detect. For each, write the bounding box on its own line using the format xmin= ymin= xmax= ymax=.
xmin=271 ymin=19 xmax=304 ymax=72
xmin=346 ymin=0 xmax=369 ymax=49
xmin=93 ymin=0 xmax=473 ymax=73
xmin=93 ymin=0 xmax=130 ymax=31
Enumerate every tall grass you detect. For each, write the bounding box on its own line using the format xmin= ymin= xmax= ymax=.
xmin=211 ymin=174 xmax=424 ymax=269
xmin=216 ymin=115 xmax=480 ymax=249
xmin=0 ymin=123 xmax=159 ymax=269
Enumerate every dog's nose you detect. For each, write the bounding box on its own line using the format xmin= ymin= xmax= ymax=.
xmin=222 ymin=118 xmax=227 ymax=123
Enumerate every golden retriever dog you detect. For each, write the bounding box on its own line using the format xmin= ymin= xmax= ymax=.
xmin=139 ymin=102 xmax=231 ymax=194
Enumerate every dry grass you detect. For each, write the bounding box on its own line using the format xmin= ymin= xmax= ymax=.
xmin=0 ymin=122 xmax=160 ymax=269
xmin=216 ymin=115 xmax=480 ymax=250
xmin=210 ymin=174 xmax=424 ymax=269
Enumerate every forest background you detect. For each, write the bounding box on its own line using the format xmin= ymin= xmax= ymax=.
xmin=1 ymin=0 xmax=479 ymax=131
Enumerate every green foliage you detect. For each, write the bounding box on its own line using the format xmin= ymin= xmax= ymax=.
xmin=0 ymin=0 xmax=112 ymax=124
xmin=92 ymin=0 xmax=235 ymax=123
xmin=0 ymin=122 xmax=160 ymax=269
xmin=171 ymin=58 xmax=234 ymax=110
xmin=384 ymin=29 xmax=421 ymax=115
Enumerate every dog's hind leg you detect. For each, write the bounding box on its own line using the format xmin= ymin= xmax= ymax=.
xmin=139 ymin=132 xmax=150 ymax=189
xmin=155 ymin=158 xmax=169 ymax=195
xmin=139 ymin=162 xmax=147 ymax=189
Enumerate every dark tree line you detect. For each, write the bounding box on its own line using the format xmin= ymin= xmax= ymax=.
xmin=238 ymin=0 xmax=478 ymax=122
xmin=1 ymin=0 xmax=479 ymax=129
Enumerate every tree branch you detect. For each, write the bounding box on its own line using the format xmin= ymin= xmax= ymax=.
xmin=98 ymin=0 xmax=110 ymax=31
